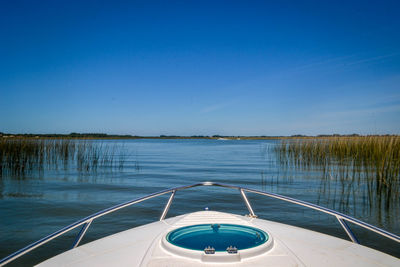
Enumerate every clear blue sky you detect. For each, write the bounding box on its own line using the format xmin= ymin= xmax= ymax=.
xmin=1 ymin=0 xmax=399 ymax=136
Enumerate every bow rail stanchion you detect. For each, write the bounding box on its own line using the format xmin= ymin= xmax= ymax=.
xmin=1 ymin=181 xmax=399 ymax=266
xmin=160 ymin=190 xmax=176 ymax=221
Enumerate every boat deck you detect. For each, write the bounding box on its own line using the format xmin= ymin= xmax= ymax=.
xmin=37 ymin=211 xmax=399 ymax=266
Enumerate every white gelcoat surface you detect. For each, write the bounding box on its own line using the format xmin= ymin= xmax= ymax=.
xmin=37 ymin=211 xmax=399 ymax=266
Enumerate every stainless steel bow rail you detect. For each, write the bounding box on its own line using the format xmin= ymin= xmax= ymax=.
xmin=1 ymin=181 xmax=399 ymax=266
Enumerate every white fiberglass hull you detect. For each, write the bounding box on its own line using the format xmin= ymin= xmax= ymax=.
xmin=37 ymin=211 xmax=399 ymax=267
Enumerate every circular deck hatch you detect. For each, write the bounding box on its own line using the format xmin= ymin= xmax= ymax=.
xmin=166 ymin=224 xmax=268 ymax=251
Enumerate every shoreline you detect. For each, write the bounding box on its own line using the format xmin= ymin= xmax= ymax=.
xmin=1 ymin=134 xmax=398 ymax=140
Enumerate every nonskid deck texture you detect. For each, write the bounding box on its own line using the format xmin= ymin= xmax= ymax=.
xmin=38 ymin=211 xmax=399 ymax=267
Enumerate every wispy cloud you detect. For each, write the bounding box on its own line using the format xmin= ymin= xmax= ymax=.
xmin=281 ymin=94 xmax=400 ymax=135
xmin=286 ymin=52 xmax=400 ymax=76
xmin=345 ymin=52 xmax=400 ymax=66
xmin=200 ymin=99 xmax=238 ymax=114
xmin=315 ymin=104 xmax=400 ymax=120
xmin=292 ymin=55 xmax=356 ymax=72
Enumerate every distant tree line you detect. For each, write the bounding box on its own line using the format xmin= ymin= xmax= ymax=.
xmin=0 ymin=132 xmax=138 ymax=138
xmin=315 ymin=134 xmax=360 ymax=137
xmin=1 ymin=132 xmax=398 ymax=139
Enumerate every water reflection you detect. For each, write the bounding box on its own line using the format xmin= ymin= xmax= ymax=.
xmin=0 ymin=139 xmax=399 ymax=266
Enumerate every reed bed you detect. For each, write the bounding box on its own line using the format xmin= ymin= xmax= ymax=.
xmin=274 ymin=136 xmax=400 ymax=210
xmin=0 ymin=138 xmax=126 ymax=177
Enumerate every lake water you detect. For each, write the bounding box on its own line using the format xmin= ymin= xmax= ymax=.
xmin=0 ymin=139 xmax=399 ymax=265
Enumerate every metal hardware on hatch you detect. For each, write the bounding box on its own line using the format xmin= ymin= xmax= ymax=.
xmin=211 ymin=224 xmax=220 ymax=232
xmin=256 ymin=232 xmax=261 ymax=240
xmin=204 ymin=246 xmax=215 ymax=254
xmin=226 ymin=245 xmax=238 ymax=254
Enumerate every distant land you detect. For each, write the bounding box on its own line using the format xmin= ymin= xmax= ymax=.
xmin=0 ymin=132 xmax=397 ymax=140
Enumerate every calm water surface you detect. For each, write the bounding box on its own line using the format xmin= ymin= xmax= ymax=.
xmin=0 ymin=139 xmax=399 ymax=265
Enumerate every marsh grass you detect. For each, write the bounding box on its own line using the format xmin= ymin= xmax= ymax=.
xmin=0 ymin=139 xmax=126 ymax=177
xmin=274 ymin=136 xmax=400 ymax=210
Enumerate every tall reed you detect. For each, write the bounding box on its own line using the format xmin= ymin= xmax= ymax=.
xmin=274 ymin=136 xmax=400 ymax=210
xmin=0 ymin=138 xmax=126 ymax=177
